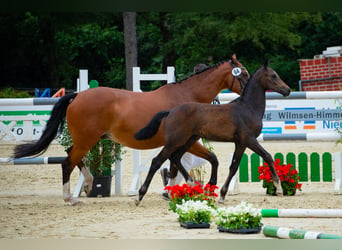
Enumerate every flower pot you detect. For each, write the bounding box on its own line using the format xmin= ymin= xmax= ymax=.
xmin=266 ymin=188 xmax=296 ymax=196
xmin=218 ymin=226 xmax=262 ymax=234
xmin=87 ymin=175 xmax=112 ymax=197
xmin=180 ymin=222 xmax=210 ymax=229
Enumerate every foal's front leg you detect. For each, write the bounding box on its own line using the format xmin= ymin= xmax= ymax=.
xmin=219 ymin=144 xmax=246 ymax=203
xmin=248 ymin=140 xmax=283 ymax=196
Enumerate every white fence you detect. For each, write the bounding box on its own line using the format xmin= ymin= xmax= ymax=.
xmin=0 ymin=70 xmax=122 ymax=197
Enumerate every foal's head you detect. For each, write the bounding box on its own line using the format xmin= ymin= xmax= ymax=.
xmin=259 ymin=60 xmax=291 ymax=97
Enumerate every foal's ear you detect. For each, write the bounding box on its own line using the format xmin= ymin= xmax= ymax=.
xmin=264 ymin=59 xmax=270 ymax=69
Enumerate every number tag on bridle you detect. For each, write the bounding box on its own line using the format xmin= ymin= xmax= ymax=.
xmin=232 ymin=68 xmax=242 ymax=77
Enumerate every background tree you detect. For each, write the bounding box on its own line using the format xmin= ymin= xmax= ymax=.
xmin=123 ymin=12 xmax=137 ymax=90
xmin=0 ymin=12 xmax=341 ymax=93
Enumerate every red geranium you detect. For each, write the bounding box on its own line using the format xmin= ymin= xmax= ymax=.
xmin=164 ymin=182 xmax=218 ymax=212
xmin=259 ymin=159 xmax=302 ymax=196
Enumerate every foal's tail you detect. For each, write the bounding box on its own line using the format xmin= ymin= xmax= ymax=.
xmin=134 ymin=111 xmax=170 ymax=140
xmin=13 ymin=93 xmax=78 ymax=158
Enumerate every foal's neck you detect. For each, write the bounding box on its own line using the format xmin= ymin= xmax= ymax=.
xmin=240 ymin=78 xmax=266 ymax=118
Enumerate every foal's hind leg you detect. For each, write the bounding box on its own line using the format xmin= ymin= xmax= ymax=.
xmin=136 ymin=148 xmax=171 ymax=205
xmin=248 ymin=140 xmax=283 ymax=196
xmin=219 ymin=143 xmax=246 ymax=203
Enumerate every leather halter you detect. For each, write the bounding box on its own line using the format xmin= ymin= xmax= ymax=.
xmin=228 ymin=60 xmax=248 ymax=91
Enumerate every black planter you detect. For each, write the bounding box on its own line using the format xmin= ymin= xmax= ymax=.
xmin=87 ymin=176 xmax=112 ymax=197
xmin=180 ymin=222 xmax=210 ymax=229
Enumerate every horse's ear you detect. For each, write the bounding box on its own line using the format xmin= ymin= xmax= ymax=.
xmin=264 ymin=59 xmax=270 ymax=69
xmin=231 ymin=54 xmax=237 ymax=61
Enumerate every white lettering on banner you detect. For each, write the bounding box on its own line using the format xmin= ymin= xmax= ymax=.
xmin=263 ymin=109 xmax=342 ymax=121
xmin=260 ymin=98 xmax=342 ymax=135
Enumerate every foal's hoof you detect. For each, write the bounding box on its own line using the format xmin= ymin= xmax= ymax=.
xmin=276 ymin=191 xmax=283 ymax=197
xmin=218 ymin=197 xmax=225 ymax=204
xmin=135 ymin=196 xmax=141 ymax=206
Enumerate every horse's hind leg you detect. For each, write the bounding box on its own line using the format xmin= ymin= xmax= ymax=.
xmin=77 ymin=160 xmax=94 ymax=195
xmin=169 ymin=162 xmax=178 ymax=186
xmin=62 ymin=146 xmax=89 ymax=205
xmin=219 ymin=143 xmax=246 ymax=203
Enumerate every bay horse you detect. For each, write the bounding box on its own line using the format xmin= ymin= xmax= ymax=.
xmin=134 ymin=60 xmax=291 ymax=205
xmin=13 ymin=54 xmax=249 ymax=205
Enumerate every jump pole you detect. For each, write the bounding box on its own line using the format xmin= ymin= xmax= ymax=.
xmin=261 ymin=209 xmax=342 ymax=218
xmin=0 ymin=157 xmax=66 ymax=164
xmin=262 ymin=225 xmax=342 ymax=239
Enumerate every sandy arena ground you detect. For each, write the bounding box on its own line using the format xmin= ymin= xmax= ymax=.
xmin=0 ymin=141 xmax=341 ymax=239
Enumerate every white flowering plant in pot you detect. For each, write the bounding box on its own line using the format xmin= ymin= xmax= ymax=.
xmin=215 ymin=201 xmax=262 ymax=233
xmin=176 ymin=199 xmax=216 ymax=227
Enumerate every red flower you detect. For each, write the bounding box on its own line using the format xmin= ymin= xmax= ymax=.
xmin=259 ymin=159 xmax=302 ymax=195
xmin=164 ymin=182 xmax=218 ymax=212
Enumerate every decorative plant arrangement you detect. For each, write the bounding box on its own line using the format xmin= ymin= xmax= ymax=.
xmin=216 ymin=201 xmax=263 ymax=234
xmin=176 ymin=200 xmax=216 ymax=229
xmin=165 ymin=183 xmax=218 ymax=228
xmin=259 ymin=159 xmax=302 ymax=196
xmin=164 ymin=183 xmax=218 ymax=212
xmin=58 ymin=122 xmax=124 ymax=197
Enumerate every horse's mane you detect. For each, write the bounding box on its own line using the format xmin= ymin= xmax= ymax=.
xmin=174 ymin=60 xmax=230 ymax=84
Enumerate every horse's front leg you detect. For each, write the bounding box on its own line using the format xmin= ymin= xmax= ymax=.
xmin=248 ymin=140 xmax=283 ymax=196
xmin=188 ymin=142 xmax=218 ymax=186
xmin=219 ymin=144 xmax=246 ymax=203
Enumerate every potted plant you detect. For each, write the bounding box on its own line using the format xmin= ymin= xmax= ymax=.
xmin=176 ymin=199 xmax=216 ymax=229
xmin=258 ymin=159 xmax=302 ymax=196
xmin=58 ymin=122 xmax=124 ymax=197
xmin=216 ymin=201 xmax=263 ymax=234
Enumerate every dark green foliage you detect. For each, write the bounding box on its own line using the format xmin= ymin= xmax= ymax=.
xmin=0 ymin=88 xmax=32 ymax=98
xmin=1 ymin=12 xmax=341 ymax=91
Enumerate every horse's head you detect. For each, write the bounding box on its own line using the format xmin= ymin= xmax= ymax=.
xmin=225 ymin=54 xmax=250 ymax=95
xmin=259 ymin=60 xmax=291 ymax=97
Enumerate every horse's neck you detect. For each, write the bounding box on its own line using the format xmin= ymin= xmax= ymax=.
xmin=241 ymin=80 xmax=266 ymax=117
xmin=179 ymin=67 xmax=227 ymax=103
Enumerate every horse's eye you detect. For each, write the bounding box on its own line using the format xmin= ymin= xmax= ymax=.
xmin=272 ymin=74 xmax=277 ymax=80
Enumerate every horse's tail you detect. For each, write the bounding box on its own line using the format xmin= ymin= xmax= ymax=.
xmin=134 ymin=111 xmax=170 ymax=140
xmin=13 ymin=93 xmax=78 ymax=158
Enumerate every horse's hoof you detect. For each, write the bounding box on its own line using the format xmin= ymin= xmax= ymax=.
xmin=218 ymin=197 xmax=225 ymax=204
xmin=63 ymin=195 xmax=71 ymax=203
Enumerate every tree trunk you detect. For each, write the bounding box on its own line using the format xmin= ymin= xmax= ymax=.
xmin=123 ymin=12 xmax=137 ymax=91
xmin=39 ymin=14 xmax=59 ymax=89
